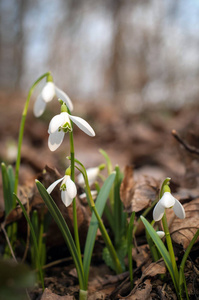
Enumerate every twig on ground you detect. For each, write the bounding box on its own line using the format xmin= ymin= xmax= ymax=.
xmin=1 ymin=224 xmax=17 ymax=263
xmin=172 ymin=129 xmax=199 ymax=155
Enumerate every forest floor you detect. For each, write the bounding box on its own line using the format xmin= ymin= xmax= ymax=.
xmin=0 ymin=91 xmax=199 ymax=299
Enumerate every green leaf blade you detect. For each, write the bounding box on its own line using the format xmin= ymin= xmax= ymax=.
xmin=141 ymin=216 xmax=178 ymax=292
xmin=1 ymin=163 xmax=13 ymax=216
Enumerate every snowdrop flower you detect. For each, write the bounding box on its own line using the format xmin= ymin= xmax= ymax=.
xmin=48 ymin=110 xmax=95 ymax=151
xmin=156 ymin=231 xmax=165 ymax=239
xmin=34 ymin=81 xmax=73 ymax=117
xmin=153 ymin=192 xmax=185 ymax=222
xmin=77 ymin=167 xmax=100 ymax=187
xmin=47 ymin=174 xmax=77 ymax=207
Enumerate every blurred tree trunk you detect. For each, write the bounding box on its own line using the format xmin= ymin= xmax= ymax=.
xmin=107 ymin=0 xmax=124 ymax=100
xmin=0 ymin=0 xmax=26 ymax=89
xmin=14 ymin=0 xmax=26 ymax=88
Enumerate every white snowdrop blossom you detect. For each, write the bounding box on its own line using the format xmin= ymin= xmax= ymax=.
xmin=77 ymin=167 xmax=99 ymax=187
xmin=48 ymin=112 xmax=95 ymax=151
xmin=153 ymin=192 xmax=185 ymax=222
xmin=34 ymin=82 xmax=73 ymax=117
xmin=47 ymin=175 xmax=77 ymax=207
xmin=156 ymin=231 xmax=165 ymax=239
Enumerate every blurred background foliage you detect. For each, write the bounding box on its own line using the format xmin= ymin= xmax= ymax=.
xmin=0 ymin=0 xmax=199 ymax=110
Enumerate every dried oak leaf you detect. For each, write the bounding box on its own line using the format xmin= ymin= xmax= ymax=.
xmin=41 ymin=288 xmax=73 ymax=300
xmin=120 ymin=279 xmax=152 ymax=300
xmin=120 ymin=165 xmax=160 ymax=212
xmin=142 ymin=260 xmax=166 ymax=277
xmin=168 ymin=198 xmax=199 ymax=249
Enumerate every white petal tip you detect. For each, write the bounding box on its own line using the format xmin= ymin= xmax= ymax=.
xmin=156 ymin=231 xmax=165 ymax=239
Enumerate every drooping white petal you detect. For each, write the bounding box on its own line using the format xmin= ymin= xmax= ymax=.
xmin=69 ymin=115 xmax=95 ymax=137
xmin=65 ymin=176 xmax=77 ymax=199
xmin=48 ymin=113 xmax=66 ymax=134
xmin=61 ymin=190 xmax=74 ymax=207
xmin=159 ymin=192 xmax=176 ymax=209
xmin=41 ymin=82 xmax=55 ymax=103
xmin=48 ymin=130 xmax=65 ymax=151
xmin=173 ymin=199 xmax=185 ymax=219
xmin=34 ymin=94 xmax=46 ymax=117
xmin=55 ymin=86 xmax=73 ymax=111
xmin=47 ymin=176 xmax=65 ymax=194
xmin=156 ymin=231 xmax=165 ymax=239
xmin=153 ymin=202 xmax=165 ymax=221
xmin=77 ymin=167 xmax=99 ymax=187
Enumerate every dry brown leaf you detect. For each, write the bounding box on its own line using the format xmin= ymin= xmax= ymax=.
xmin=120 ymin=165 xmax=160 ymax=212
xmin=142 ymin=260 xmax=166 ymax=277
xmin=132 ymin=245 xmax=150 ymax=268
xmin=169 ymin=198 xmax=199 ymax=249
xmin=41 ymin=288 xmax=73 ymax=300
xmin=120 ymin=279 xmax=152 ymax=300
xmin=120 ymin=165 xmax=135 ymax=212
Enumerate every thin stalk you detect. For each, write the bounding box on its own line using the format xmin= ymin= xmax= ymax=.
xmin=74 ymin=160 xmax=123 ymax=274
xmin=99 ymin=149 xmax=114 ymax=208
xmin=14 ymin=72 xmax=50 ymax=196
xmin=69 ymin=131 xmax=81 ymax=259
xmin=162 ymin=213 xmax=179 ymax=290
xmin=114 ymin=166 xmax=122 ymax=246
xmin=92 ymin=206 xmax=123 ymax=274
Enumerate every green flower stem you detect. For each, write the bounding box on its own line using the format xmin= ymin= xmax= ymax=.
xmin=162 ymin=213 xmax=179 ymax=288
xmin=75 ymin=160 xmax=123 ymax=274
xmin=14 ymin=72 xmax=50 ymax=196
xmin=99 ymin=149 xmax=114 ymax=208
xmin=69 ymin=131 xmax=81 ymax=259
xmin=92 ymin=205 xmax=123 ymax=274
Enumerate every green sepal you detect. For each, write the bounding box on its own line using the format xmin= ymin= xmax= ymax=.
xmin=46 ymin=73 xmax=53 ymax=82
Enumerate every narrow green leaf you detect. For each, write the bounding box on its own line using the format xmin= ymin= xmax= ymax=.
xmin=141 ymin=216 xmax=178 ymax=292
xmin=99 ymin=149 xmax=112 ymax=174
xmin=1 ymin=163 xmax=13 ymax=216
xmin=127 ymin=211 xmax=135 ymax=288
xmin=179 ymin=228 xmax=199 ymax=299
xmin=7 ymin=165 xmax=15 ymax=194
xmin=114 ymin=165 xmax=126 ymax=246
xmin=83 ymin=172 xmax=116 ymax=286
xmin=35 ymin=180 xmax=86 ymax=290
xmin=14 ymin=194 xmax=44 ymax=290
